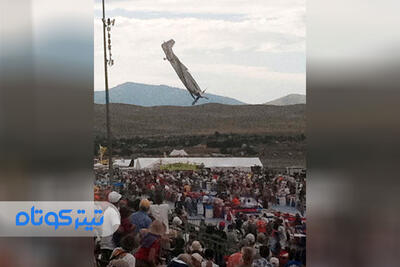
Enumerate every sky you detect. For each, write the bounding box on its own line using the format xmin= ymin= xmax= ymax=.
xmin=94 ymin=0 xmax=305 ymax=104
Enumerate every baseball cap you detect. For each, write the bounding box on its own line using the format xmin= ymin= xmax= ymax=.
xmin=108 ymin=191 xmax=122 ymax=203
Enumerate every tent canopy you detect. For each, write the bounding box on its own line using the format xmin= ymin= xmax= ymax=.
xmin=134 ymin=157 xmax=262 ymax=170
xmin=169 ymin=149 xmax=188 ymax=157
xmin=113 ymin=159 xmax=133 ymax=168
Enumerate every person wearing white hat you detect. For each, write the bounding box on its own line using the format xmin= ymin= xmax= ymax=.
xmin=99 ymin=192 xmax=122 ymax=265
xmin=172 ymin=216 xmax=183 ymax=227
xmin=108 ymin=191 xmax=122 ymax=204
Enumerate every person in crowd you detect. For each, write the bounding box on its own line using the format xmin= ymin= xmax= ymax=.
xmin=294 ymin=214 xmax=302 ymax=226
xmin=252 ymin=246 xmax=272 ymax=267
xmin=130 ymin=199 xmax=152 ymax=233
xmin=175 ymin=192 xmax=184 ymax=211
xmin=189 ymin=240 xmax=203 ymax=255
xmin=202 ymin=248 xmax=219 ymax=267
xmin=245 ymin=234 xmax=256 ymax=250
xmin=135 ymin=220 xmax=166 ymax=267
xmin=284 ymin=250 xmax=303 ymax=267
xmin=185 ymin=195 xmax=194 ymax=216
xmin=256 ymin=217 xmax=267 ymax=234
xmin=202 ymin=193 xmax=210 ymax=215
xmin=269 ymin=257 xmax=279 ymax=267
xmin=108 ymin=235 xmax=138 ymax=267
xmin=227 ymin=224 xmax=239 ymax=244
xmin=168 ymin=254 xmax=192 ymax=267
xmin=171 ymin=237 xmax=185 ymax=258
xmin=278 ymin=250 xmax=289 ymax=267
xmin=238 ymin=247 xmax=254 ymax=267
xmin=107 ymin=259 xmax=130 ymax=267
xmin=235 ymin=214 xmax=244 ymax=232
xmin=246 ymin=216 xmax=258 ymax=237
xmin=113 ymin=206 xmax=134 ymax=247
xmin=276 ymin=219 xmax=288 ymax=250
xmin=191 ymin=253 xmax=204 ymax=267
xmin=150 ymin=190 xmax=171 ymax=233
xmin=216 ymin=221 xmax=227 ymax=240
xmin=227 ymin=240 xmax=247 ymax=267
xmin=232 ymin=196 xmax=240 ymax=207
xmin=129 ymin=198 xmax=141 ymax=213
xmin=172 ymin=215 xmax=184 ymax=231
xmin=191 ymin=197 xmax=198 ymax=216
xmin=268 ymin=224 xmax=280 ymax=255
xmin=99 ymin=191 xmax=122 ymax=267
xmin=94 ymin=168 xmax=306 ymax=267
xmin=254 ymin=233 xmax=267 ymax=258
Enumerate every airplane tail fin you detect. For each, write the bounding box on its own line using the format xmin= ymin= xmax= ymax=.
xmin=201 ymin=89 xmax=209 ymax=99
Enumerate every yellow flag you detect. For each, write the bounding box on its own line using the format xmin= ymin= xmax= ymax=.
xmin=99 ymin=145 xmax=107 ymax=161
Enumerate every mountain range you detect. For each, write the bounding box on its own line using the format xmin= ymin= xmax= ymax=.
xmin=95 ymin=82 xmax=306 ymax=106
xmin=264 ymin=93 xmax=306 ymax=105
xmin=94 ymin=82 xmax=244 ymax=106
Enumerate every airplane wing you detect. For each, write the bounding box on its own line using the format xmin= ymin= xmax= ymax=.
xmin=162 ymin=39 xmax=203 ymax=95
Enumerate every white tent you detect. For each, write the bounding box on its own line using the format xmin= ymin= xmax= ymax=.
xmin=94 ymin=163 xmax=105 ymax=169
xmin=169 ymin=149 xmax=188 ymax=157
xmin=134 ymin=157 xmax=262 ymax=171
xmin=113 ymin=159 xmax=133 ymax=168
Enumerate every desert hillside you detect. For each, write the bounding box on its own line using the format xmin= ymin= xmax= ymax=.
xmin=94 ymin=103 xmax=305 ymax=138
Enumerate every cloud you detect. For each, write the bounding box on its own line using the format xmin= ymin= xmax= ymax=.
xmin=95 ymin=0 xmax=304 ymax=19
xmin=94 ymin=0 xmax=305 ymax=104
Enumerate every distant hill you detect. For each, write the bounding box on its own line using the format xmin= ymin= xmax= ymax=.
xmin=94 ymin=103 xmax=305 ymax=138
xmin=265 ymin=94 xmax=306 ymax=106
xmin=94 ymin=82 xmax=245 ymax=106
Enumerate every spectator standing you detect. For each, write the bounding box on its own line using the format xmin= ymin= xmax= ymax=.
xmin=130 ymin=199 xmax=152 ymax=233
xmin=202 ymin=248 xmax=219 ymax=267
xmin=135 ymin=220 xmax=166 ymax=267
xmin=150 ymin=190 xmax=171 ymax=233
xmin=99 ymin=191 xmax=122 ymax=267
xmin=252 ymin=246 xmax=272 ymax=267
xmin=238 ymin=247 xmax=254 ymax=267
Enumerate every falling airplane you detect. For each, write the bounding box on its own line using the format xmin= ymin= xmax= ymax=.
xmin=162 ymin=39 xmax=208 ymax=105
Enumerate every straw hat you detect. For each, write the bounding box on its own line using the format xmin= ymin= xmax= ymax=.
xmin=148 ymin=220 xmax=166 ymax=236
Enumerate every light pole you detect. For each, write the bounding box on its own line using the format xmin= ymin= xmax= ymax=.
xmin=102 ymin=0 xmax=115 ymax=185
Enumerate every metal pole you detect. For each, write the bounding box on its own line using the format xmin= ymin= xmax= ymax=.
xmin=102 ymin=0 xmax=113 ymax=184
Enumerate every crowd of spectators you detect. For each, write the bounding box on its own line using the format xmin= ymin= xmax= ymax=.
xmin=94 ymin=168 xmax=306 ymax=267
